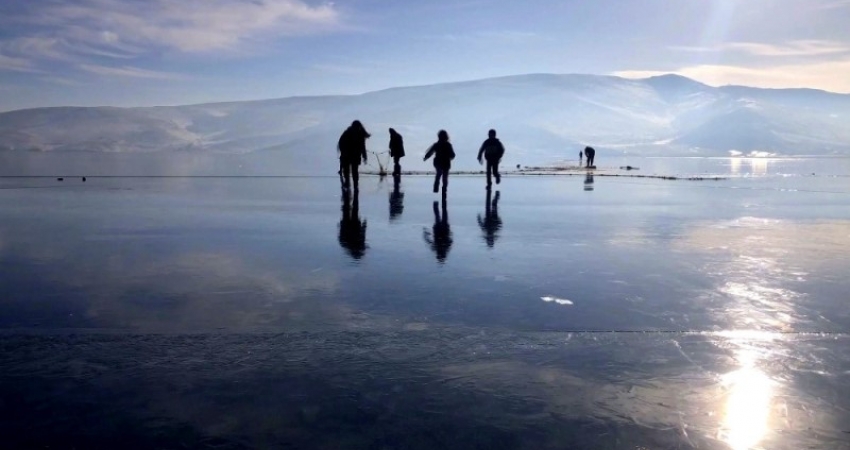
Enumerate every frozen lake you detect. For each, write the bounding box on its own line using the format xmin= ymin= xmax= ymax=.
xmin=1 ymin=159 xmax=849 ymax=449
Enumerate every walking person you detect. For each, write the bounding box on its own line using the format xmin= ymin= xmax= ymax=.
xmin=388 ymin=128 xmax=405 ymax=176
xmin=579 ymin=150 xmax=583 ymax=166
xmin=423 ymin=130 xmax=455 ymax=195
xmin=337 ymin=120 xmax=370 ymax=191
xmin=477 ymin=129 xmax=505 ymax=189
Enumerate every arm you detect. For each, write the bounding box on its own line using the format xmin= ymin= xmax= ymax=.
xmin=423 ymin=145 xmax=435 ymax=161
xmin=477 ymin=141 xmax=485 ymax=163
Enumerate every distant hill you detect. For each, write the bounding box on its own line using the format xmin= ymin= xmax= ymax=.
xmin=2 ymin=73 xmax=850 ymax=174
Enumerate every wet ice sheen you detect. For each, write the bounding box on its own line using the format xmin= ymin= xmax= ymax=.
xmin=1 ymin=158 xmax=849 ymax=449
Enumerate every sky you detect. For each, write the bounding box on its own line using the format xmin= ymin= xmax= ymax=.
xmin=2 ymin=0 xmax=850 ymax=111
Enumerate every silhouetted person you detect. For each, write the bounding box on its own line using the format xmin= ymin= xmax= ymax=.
xmin=338 ymin=191 xmax=367 ymax=259
xmin=389 ymin=128 xmax=405 ymax=176
xmin=477 ymin=190 xmax=502 ymax=248
xmin=423 ymin=130 xmax=455 ymax=195
xmin=584 ymin=146 xmax=596 ymax=168
xmin=337 ymin=120 xmax=370 ymax=191
xmin=389 ymin=175 xmax=404 ymax=221
xmin=477 ymin=129 xmax=505 ymax=189
xmin=423 ymin=199 xmax=452 ymax=263
xmin=584 ymin=172 xmax=594 ymax=191
xmin=579 ymin=150 xmax=583 ymax=166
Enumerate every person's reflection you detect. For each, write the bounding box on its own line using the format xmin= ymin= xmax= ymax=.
xmin=477 ymin=190 xmax=502 ymax=248
xmin=423 ymin=199 xmax=452 ymax=263
xmin=338 ymin=190 xmax=367 ymax=259
xmin=583 ymin=172 xmax=594 ymax=191
xmin=389 ymin=175 xmax=404 ymax=221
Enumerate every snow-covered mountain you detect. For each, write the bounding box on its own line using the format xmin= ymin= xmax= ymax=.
xmin=2 ymin=73 xmax=850 ymax=175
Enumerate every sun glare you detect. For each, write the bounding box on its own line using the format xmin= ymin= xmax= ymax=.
xmin=718 ymin=350 xmax=775 ymax=450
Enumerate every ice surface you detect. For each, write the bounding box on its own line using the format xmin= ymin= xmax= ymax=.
xmin=1 ymin=160 xmax=849 ymax=448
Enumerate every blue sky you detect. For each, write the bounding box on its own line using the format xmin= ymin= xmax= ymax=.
xmin=2 ymin=0 xmax=850 ymax=111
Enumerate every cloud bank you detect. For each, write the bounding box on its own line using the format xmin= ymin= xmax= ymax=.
xmin=0 ymin=0 xmax=342 ymax=79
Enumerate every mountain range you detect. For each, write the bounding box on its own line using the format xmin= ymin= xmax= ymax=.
xmin=2 ymin=73 xmax=850 ymax=174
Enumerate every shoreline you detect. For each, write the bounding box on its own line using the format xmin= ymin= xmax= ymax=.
xmin=362 ymin=166 xmax=728 ymax=181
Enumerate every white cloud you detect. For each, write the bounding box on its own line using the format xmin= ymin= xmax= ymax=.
xmin=0 ymin=0 xmax=343 ymax=76
xmin=34 ymin=0 xmax=341 ymax=53
xmin=670 ymin=40 xmax=850 ymax=57
xmin=79 ymin=64 xmax=184 ymax=80
xmin=728 ymin=40 xmax=849 ymax=57
xmin=310 ymin=63 xmax=369 ymax=75
xmin=638 ymin=39 xmax=850 ymax=92
xmin=816 ymin=0 xmax=850 ymax=10
xmin=432 ymin=30 xmax=544 ymax=45
xmin=0 ymin=53 xmax=40 ymax=72
xmin=614 ymin=59 xmax=850 ymax=93
xmin=39 ymin=76 xmax=82 ymax=86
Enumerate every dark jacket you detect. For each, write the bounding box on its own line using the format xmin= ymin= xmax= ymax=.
xmin=424 ymin=141 xmax=455 ymax=169
xmin=338 ymin=127 xmax=369 ymax=165
xmin=389 ymin=132 xmax=405 ymax=158
xmin=477 ymin=137 xmax=504 ymax=162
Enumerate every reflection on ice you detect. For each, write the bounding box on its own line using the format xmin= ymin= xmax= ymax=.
xmin=423 ymin=199 xmax=452 ymax=263
xmin=719 ymin=346 xmax=776 ymax=450
xmin=729 ymin=157 xmax=770 ymax=176
xmin=339 ymin=191 xmax=367 ymax=260
xmin=721 ymin=363 xmax=774 ymax=449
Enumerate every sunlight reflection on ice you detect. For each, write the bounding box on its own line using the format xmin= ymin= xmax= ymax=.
xmin=729 ymin=157 xmax=769 ymax=176
xmin=718 ymin=347 xmax=776 ymax=450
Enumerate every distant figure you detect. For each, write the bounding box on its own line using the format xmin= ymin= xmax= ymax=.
xmin=389 ymin=175 xmax=404 ymax=221
xmin=388 ymin=128 xmax=405 ymax=176
xmin=579 ymin=150 xmax=583 ymax=166
xmin=584 ymin=172 xmax=594 ymax=191
xmin=477 ymin=129 xmax=505 ymax=189
xmin=82 ymin=177 xmax=86 ymax=182
xmin=423 ymin=130 xmax=456 ymax=195
xmin=423 ymin=200 xmax=452 ymax=263
xmin=338 ymin=191 xmax=367 ymax=259
xmin=584 ymin=146 xmax=596 ymax=168
xmin=337 ymin=120 xmax=370 ymax=191
xmin=477 ymin=190 xmax=502 ymax=248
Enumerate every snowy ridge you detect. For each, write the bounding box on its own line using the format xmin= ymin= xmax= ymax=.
xmin=2 ymin=74 xmax=850 ymax=165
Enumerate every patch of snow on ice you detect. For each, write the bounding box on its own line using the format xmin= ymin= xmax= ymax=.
xmin=541 ymin=296 xmax=574 ymax=306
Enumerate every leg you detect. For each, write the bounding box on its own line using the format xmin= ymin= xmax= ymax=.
xmin=433 ymin=170 xmax=440 ymax=193
xmin=485 ymin=161 xmax=492 ymax=187
xmin=342 ymin=162 xmax=351 ymax=187
xmin=351 ymin=163 xmax=360 ymax=191
xmin=339 ymin=159 xmax=345 ymax=185
xmin=493 ymin=161 xmax=501 ymax=184
xmin=441 ymin=168 xmax=449 ymax=193
xmin=393 ymin=157 xmax=401 ymax=176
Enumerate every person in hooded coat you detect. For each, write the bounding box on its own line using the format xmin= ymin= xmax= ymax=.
xmin=337 ymin=120 xmax=370 ymax=191
xmin=388 ymin=128 xmax=405 ymax=176
xmin=584 ymin=146 xmax=596 ymax=168
xmin=477 ymin=129 xmax=505 ymax=189
xmin=423 ymin=129 xmax=455 ymax=195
